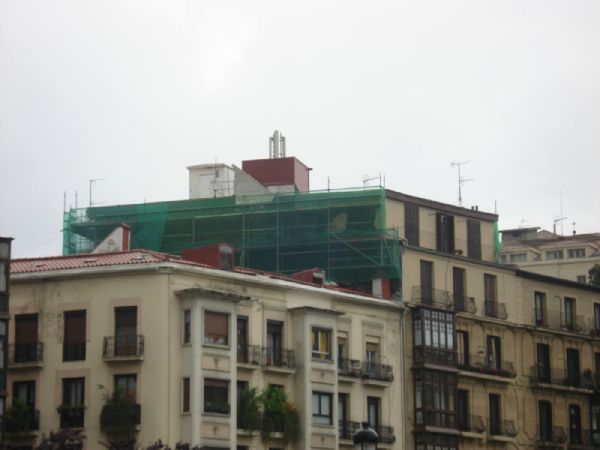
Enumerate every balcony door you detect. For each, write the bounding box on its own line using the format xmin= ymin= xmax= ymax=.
xmin=569 ymin=404 xmax=582 ymax=444
xmin=486 ymin=336 xmax=501 ymax=371
xmin=420 ymin=260 xmax=433 ymax=304
xmin=338 ymin=393 xmax=349 ymax=438
xmin=456 ymin=330 xmax=469 ymax=367
xmin=13 ymin=380 xmax=35 ymax=409
xmin=564 ymin=297 xmax=576 ymax=330
xmin=535 ymin=292 xmax=546 ymax=326
xmin=115 ymin=307 xmax=137 ymax=356
xmin=367 ymin=396 xmax=380 ymax=432
xmin=536 ymin=344 xmax=551 ymax=383
xmin=457 ymin=390 xmax=469 ymax=431
xmin=489 ymin=394 xmax=501 ymax=435
xmin=15 ymin=314 xmax=38 ymax=362
xmin=539 ymin=400 xmax=553 ymax=441
xmin=237 ymin=316 xmax=248 ymax=363
xmin=567 ymin=348 xmax=580 ymax=387
xmin=267 ymin=321 xmax=283 ymax=365
xmin=453 ymin=268 xmax=466 ymax=311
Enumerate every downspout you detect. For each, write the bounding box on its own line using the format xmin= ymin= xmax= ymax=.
xmin=402 ymin=306 xmax=408 ymax=450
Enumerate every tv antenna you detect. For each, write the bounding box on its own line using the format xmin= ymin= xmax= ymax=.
xmin=362 ymin=173 xmax=382 ymax=188
xmin=450 ymin=161 xmax=474 ymax=207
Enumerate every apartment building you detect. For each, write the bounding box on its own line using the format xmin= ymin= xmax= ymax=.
xmin=6 ymin=248 xmax=404 ymax=450
xmin=499 ymin=227 xmax=600 ymax=283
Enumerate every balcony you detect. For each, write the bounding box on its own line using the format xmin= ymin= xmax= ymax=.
xmin=3 ymin=407 xmax=40 ymax=434
xmin=533 ymin=309 xmax=588 ymax=335
xmin=488 ymin=419 xmax=517 ymax=438
xmin=262 ymin=347 xmax=295 ymax=371
xmin=339 ymin=420 xmax=360 ymax=440
xmin=103 ymin=335 xmax=144 ymax=361
xmin=414 ymin=347 xmax=457 ymax=369
xmin=453 ymin=295 xmax=476 ymax=314
xmin=361 ymin=361 xmax=394 ymax=383
xmin=484 ymin=301 xmax=507 ymax=320
xmin=568 ymin=429 xmax=600 ymax=448
xmin=59 ymin=405 xmax=85 ymax=429
xmin=338 ymin=358 xmax=362 ymax=379
xmin=376 ymin=425 xmax=396 ymax=445
xmin=530 ymin=365 xmax=595 ymax=392
xmin=458 ymin=354 xmax=516 ymax=379
xmin=458 ymin=415 xmax=485 ymax=434
xmin=417 ymin=411 xmax=457 ymax=431
xmin=8 ymin=343 xmax=43 ymax=368
xmin=411 ymin=287 xmax=476 ymax=313
xmin=63 ymin=342 xmax=86 ymax=361
xmin=536 ymin=427 xmax=567 ymax=447
xmin=237 ymin=344 xmax=262 ymax=367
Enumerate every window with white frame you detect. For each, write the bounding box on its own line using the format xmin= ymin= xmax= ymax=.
xmin=183 ymin=309 xmax=191 ymax=344
xmin=204 ymin=311 xmax=229 ymax=346
xmin=311 ymin=328 xmax=332 ymax=360
xmin=312 ymin=391 xmax=333 ymax=425
xmin=568 ymin=248 xmax=586 ymax=258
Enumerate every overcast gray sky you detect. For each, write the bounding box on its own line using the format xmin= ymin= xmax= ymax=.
xmin=1 ymin=0 xmax=599 ymax=258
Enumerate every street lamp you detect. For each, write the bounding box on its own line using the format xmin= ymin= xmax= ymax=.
xmin=354 ymin=421 xmax=379 ymax=450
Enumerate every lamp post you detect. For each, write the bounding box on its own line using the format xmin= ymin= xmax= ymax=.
xmin=354 ymin=421 xmax=379 ymax=450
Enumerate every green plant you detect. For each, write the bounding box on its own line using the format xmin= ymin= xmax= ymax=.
xmin=34 ymin=428 xmax=85 ymax=450
xmin=3 ymin=400 xmax=36 ymax=434
xmin=257 ymin=385 xmax=300 ymax=444
xmin=98 ymin=385 xmax=139 ymax=445
xmin=589 ymin=264 xmax=600 ymax=287
xmin=237 ymin=387 xmax=262 ymax=432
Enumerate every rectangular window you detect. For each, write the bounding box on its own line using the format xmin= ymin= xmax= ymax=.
xmin=115 ymin=306 xmax=137 ymax=356
xmin=577 ymin=275 xmax=587 ymax=284
xmin=489 ymin=394 xmax=501 ymax=435
xmin=312 ymin=391 xmax=333 ymax=425
xmin=404 ymin=204 xmax=420 ymax=246
xmin=15 ymin=314 xmax=39 ymax=363
xmin=61 ymin=377 xmax=85 ymax=428
xmin=13 ymin=380 xmax=35 ymax=409
xmin=510 ymin=253 xmax=527 ymax=263
xmin=569 ymin=404 xmax=582 ymax=444
xmin=546 ymin=250 xmax=564 ymax=260
xmin=499 ymin=254 xmax=507 ymax=264
xmin=114 ymin=374 xmax=137 ymax=401
xmin=182 ymin=378 xmax=190 ymax=413
xmin=467 ymin=220 xmax=481 ymax=260
xmin=486 ymin=336 xmax=502 ymax=371
xmin=182 ymin=310 xmax=191 ymax=344
xmin=484 ymin=274 xmax=498 ymax=317
xmin=595 ymin=304 xmax=600 ymax=332
xmin=534 ymin=292 xmax=546 ymax=326
xmin=568 ymin=248 xmax=586 ymax=258
xmin=536 ymin=343 xmax=551 ymax=383
xmin=436 ymin=213 xmax=455 ymax=254
xmin=204 ymin=379 xmax=229 ymax=415
xmin=453 ymin=267 xmax=466 ymax=312
xmin=420 ymin=260 xmax=434 ymax=304
xmin=457 ymin=390 xmax=469 ymax=431
xmin=566 ymin=348 xmax=580 ymax=387
xmin=539 ymin=400 xmax=553 ymax=441
xmin=237 ymin=316 xmax=248 ymax=363
xmin=367 ymin=396 xmax=380 ymax=431
xmin=63 ymin=310 xmax=86 ymax=361
xmin=204 ymin=311 xmax=229 ymax=346
xmin=456 ymin=330 xmax=469 ymax=367
xmin=564 ymin=297 xmax=576 ymax=331
xmin=266 ymin=321 xmax=283 ymax=365
xmin=311 ymin=328 xmax=332 ymax=360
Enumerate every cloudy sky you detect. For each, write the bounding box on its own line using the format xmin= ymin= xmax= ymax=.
xmin=1 ymin=0 xmax=599 ymax=257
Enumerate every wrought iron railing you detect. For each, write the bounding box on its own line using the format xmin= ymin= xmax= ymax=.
xmin=376 ymin=425 xmax=396 ymax=444
xmin=339 ymin=420 xmax=361 ymax=439
xmin=9 ymin=343 xmax=43 ymax=364
xmin=453 ymin=294 xmax=476 ymax=314
xmin=419 ymin=410 xmax=457 ymax=429
xmin=63 ymin=342 xmax=86 ymax=361
xmin=262 ymin=347 xmax=295 ymax=370
xmin=569 ymin=429 xmax=600 ymax=446
xmin=103 ymin=335 xmax=144 ymax=359
xmin=530 ymin=365 xmax=595 ymax=389
xmin=536 ymin=426 xmax=567 ymax=445
xmin=484 ymin=301 xmax=508 ymax=320
xmin=411 ymin=286 xmax=476 ymax=313
xmin=338 ymin=358 xmax=362 ymax=378
xmin=458 ymin=354 xmax=516 ymax=378
xmin=458 ymin=415 xmax=485 ymax=433
xmin=3 ymin=407 xmax=40 ymax=432
xmin=59 ymin=405 xmax=85 ymax=428
xmin=533 ymin=308 xmax=588 ymax=334
xmin=361 ymin=361 xmax=394 ymax=381
xmin=488 ymin=419 xmax=517 ymax=437
xmin=237 ymin=344 xmax=262 ymax=365
xmin=414 ymin=347 xmax=457 ymax=367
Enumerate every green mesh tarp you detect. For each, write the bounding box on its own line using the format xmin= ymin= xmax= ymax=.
xmin=63 ymin=188 xmax=400 ymax=283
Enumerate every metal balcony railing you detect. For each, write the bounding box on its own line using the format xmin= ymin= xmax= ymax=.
xmin=458 ymin=415 xmax=486 ymax=433
xmin=237 ymin=344 xmax=262 ymax=365
xmin=484 ymin=301 xmax=508 ymax=320
xmin=414 ymin=347 xmax=457 ymax=367
xmin=453 ymin=294 xmax=476 ymax=314
xmin=262 ymin=347 xmax=295 ymax=370
xmin=376 ymin=425 xmax=396 ymax=444
xmin=9 ymin=343 xmax=43 ymax=365
xmin=59 ymin=405 xmax=85 ymax=428
xmin=419 ymin=411 xmax=457 ymax=429
xmin=339 ymin=420 xmax=361 ymax=439
xmin=569 ymin=429 xmax=600 ymax=446
xmin=530 ymin=365 xmax=595 ymax=389
xmin=488 ymin=419 xmax=517 ymax=437
xmin=361 ymin=361 xmax=394 ymax=382
xmin=338 ymin=358 xmax=362 ymax=378
xmin=536 ymin=426 xmax=567 ymax=445
xmin=533 ymin=309 xmax=588 ymax=334
xmin=103 ymin=335 xmax=144 ymax=359
xmin=412 ymin=286 xmax=453 ymax=308
xmin=3 ymin=407 xmax=40 ymax=433
xmin=458 ymin=354 xmax=516 ymax=378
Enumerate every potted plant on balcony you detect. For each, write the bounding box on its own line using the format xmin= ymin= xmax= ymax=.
xmin=258 ymin=385 xmax=299 ymax=445
xmin=237 ymin=387 xmax=262 ymax=432
xmin=98 ymin=386 xmax=139 ymax=450
xmin=3 ymin=400 xmax=35 ymax=436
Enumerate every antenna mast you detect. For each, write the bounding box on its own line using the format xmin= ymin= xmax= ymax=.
xmin=450 ymin=161 xmax=474 ymax=207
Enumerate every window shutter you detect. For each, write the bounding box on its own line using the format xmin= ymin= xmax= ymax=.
xmin=65 ymin=311 xmax=86 ymax=343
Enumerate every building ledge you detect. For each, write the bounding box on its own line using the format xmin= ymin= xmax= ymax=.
xmin=262 ymin=366 xmax=295 ymax=375
xmin=362 ymin=378 xmax=392 ymax=387
xmin=458 ymin=370 xmax=515 ymax=384
xmin=488 ymin=434 xmax=517 ymax=443
xmin=530 ymin=382 xmax=593 ymax=395
xmin=459 ymin=431 xmax=485 ymax=440
xmin=236 ymin=362 xmax=260 ymax=371
xmin=338 ymin=375 xmax=359 ymax=383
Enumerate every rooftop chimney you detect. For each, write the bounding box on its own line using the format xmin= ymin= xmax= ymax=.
xmin=269 ymin=130 xmax=286 ymax=158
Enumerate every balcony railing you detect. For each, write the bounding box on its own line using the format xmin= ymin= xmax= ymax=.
xmin=414 ymin=347 xmax=457 ymax=368
xmin=63 ymin=342 xmax=86 ymax=361
xmin=376 ymin=425 xmax=396 ymax=444
xmin=488 ymin=419 xmax=517 ymax=437
xmin=536 ymin=427 xmax=567 ymax=445
xmin=569 ymin=429 xmax=600 ymax=447
xmin=237 ymin=344 xmax=262 ymax=366
xmin=484 ymin=301 xmax=508 ymax=320
xmin=411 ymin=287 xmax=476 ymax=313
xmin=362 ymin=361 xmax=394 ymax=382
xmin=418 ymin=411 xmax=457 ymax=429
xmin=9 ymin=343 xmax=43 ymax=365
xmin=530 ymin=365 xmax=595 ymax=389
xmin=458 ymin=415 xmax=485 ymax=433
xmin=262 ymin=347 xmax=295 ymax=370
xmin=103 ymin=335 xmax=144 ymax=359
xmin=59 ymin=405 xmax=85 ymax=428
xmin=459 ymin=354 xmax=516 ymax=378
xmin=453 ymin=294 xmax=476 ymax=314
xmin=338 ymin=358 xmax=362 ymax=378
xmin=339 ymin=420 xmax=361 ymax=439
xmin=533 ymin=309 xmax=588 ymax=334
xmin=3 ymin=407 xmax=40 ymax=433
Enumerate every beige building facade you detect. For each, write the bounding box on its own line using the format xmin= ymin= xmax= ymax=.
xmin=6 ymin=250 xmax=405 ymax=450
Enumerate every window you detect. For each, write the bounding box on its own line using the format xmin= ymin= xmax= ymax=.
xmin=311 ymin=328 xmax=332 ymax=360
xmin=0 ymin=262 xmax=6 ymax=292
xmin=457 ymin=390 xmax=469 ymax=431
xmin=569 ymin=404 xmax=582 ymax=444
xmin=536 ymin=343 xmax=551 ymax=383
xmin=436 ymin=213 xmax=455 ymax=253
xmin=566 ymin=348 xmax=580 ymax=387
xmin=484 ymin=274 xmax=498 ymax=317
xmin=204 ymin=379 xmax=229 ymax=414
xmin=366 ymin=341 xmax=380 ymax=366
xmin=414 ymin=371 xmax=456 ymax=428
xmin=61 ymin=378 xmax=85 ymax=428
xmin=13 ymin=380 xmax=35 ymax=410
xmin=467 ymin=220 xmax=481 ymax=260
xmin=204 ymin=311 xmax=229 ymax=346
xmin=539 ymin=400 xmax=553 ymax=441
xmin=499 ymin=254 xmax=507 ymax=264
xmin=266 ymin=321 xmax=283 ymax=366
xmin=534 ymin=292 xmax=546 ymax=326
xmin=114 ymin=374 xmax=137 ymax=401
xmin=182 ymin=310 xmax=191 ymax=344
xmin=63 ymin=310 xmax=86 ymax=361
xmin=15 ymin=314 xmax=39 ymax=363
xmin=182 ymin=377 xmax=190 ymax=413
xmin=115 ymin=306 xmax=137 ymax=356
xmin=489 ymin=394 xmax=501 ymax=435
xmin=367 ymin=397 xmax=380 ymax=431
xmin=237 ymin=316 xmax=248 ymax=363
xmin=568 ymin=248 xmax=586 ymax=259
xmin=404 ymin=204 xmax=420 ymax=246
xmin=564 ymin=297 xmax=576 ymax=331
xmin=546 ymin=250 xmax=564 ymax=260
xmin=456 ymin=330 xmax=469 ymax=367
xmin=338 ymin=393 xmax=349 ymax=436
xmin=420 ymin=260 xmax=434 ymax=304
xmin=486 ymin=336 xmax=502 ymax=371
xmin=595 ymin=304 xmax=600 ymax=332
xmin=453 ymin=267 xmax=467 ymax=312
xmin=577 ymin=275 xmax=587 ymax=284
xmin=312 ymin=391 xmax=333 ymax=425
xmin=510 ymin=253 xmax=527 ymax=263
